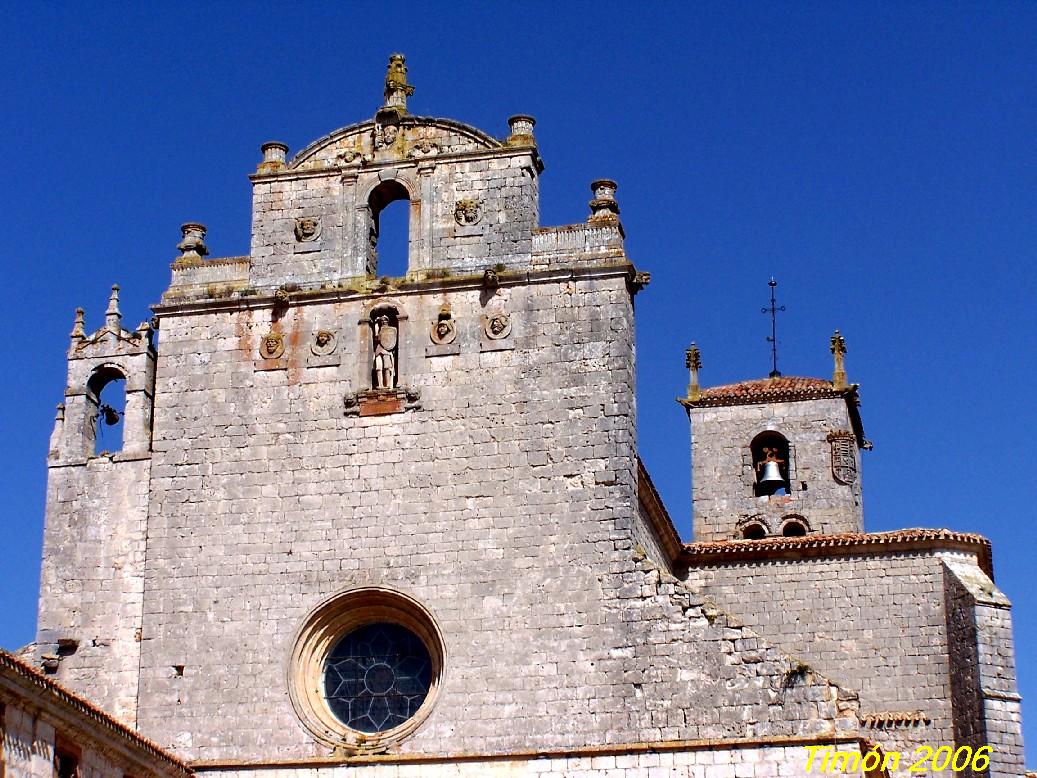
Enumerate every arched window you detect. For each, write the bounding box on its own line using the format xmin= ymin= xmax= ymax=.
xmin=750 ymin=431 xmax=791 ymax=497
xmin=367 ymin=180 xmax=410 ymax=278
xmin=741 ymin=522 xmax=767 ymax=540
xmin=781 ymin=516 xmax=809 ymax=537
xmin=86 ymin=366 xmax=126 ymax=455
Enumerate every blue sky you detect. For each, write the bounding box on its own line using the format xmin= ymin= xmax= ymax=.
xmin=1 ymin=0 xmax=1035 ymax=761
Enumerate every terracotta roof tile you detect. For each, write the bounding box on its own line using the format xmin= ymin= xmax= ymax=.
xmin=686 ymin=376 xmax=848 ymax=406
xmin=0 ymin=650 xmax=191 ymax=773
xmin=681 ymin=528 xmax=993 ymax=578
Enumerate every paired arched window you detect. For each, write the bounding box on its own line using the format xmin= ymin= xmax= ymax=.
xmin=780 ymin=516 xmax=809 ymax=537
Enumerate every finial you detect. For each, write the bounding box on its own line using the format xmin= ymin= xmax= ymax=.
xmin=685 ymin=342 xmax=702 ymax=401
xmin=588 ymin=179 xmax=623 ymax=236
xmin=176 ymin=222 xmax=209 ymax=264
xmin=383 ymin=53 xmax=414 ymax=113
xmin=761 ymin=278 xmax=785 ymax=378
xmin=507 ymin=115 xmax=536 ymax=144
xmin=258 ymin=141 xmax=289 ymax=173
xmin=70 ymin=307 xmax=85 ymax=340
xmin=830 ymin=329 xmax=848 ymax=389
xmin=105 ymin=284 xmax=122 ymax=331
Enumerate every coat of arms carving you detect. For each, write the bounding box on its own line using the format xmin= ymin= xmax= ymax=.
xmin=828 ymin=431 xmax=858 ymax=485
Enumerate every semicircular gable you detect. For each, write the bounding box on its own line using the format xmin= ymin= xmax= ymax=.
xmin=290 ymin=116 xmax=503 ymax=171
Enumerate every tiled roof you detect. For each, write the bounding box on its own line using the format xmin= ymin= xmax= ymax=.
xmin=683 ymin=376 xmax=850 ymax=407
xmin=0 ymin=650 xmax=191 ymax=774
xmin=678 ymin=375 xmax=868 ymax=447
xmin=681 ymin=528 xmax=993 ymax=578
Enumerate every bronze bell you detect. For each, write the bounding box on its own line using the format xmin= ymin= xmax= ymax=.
xmin=100 ymin=404 xmax=121 ymax=426
xmin=758 ymin=460 xmax=784 ymax=487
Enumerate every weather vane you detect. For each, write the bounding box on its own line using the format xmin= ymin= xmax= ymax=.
xmin=761 ymin=278 xmax=785 ymax=378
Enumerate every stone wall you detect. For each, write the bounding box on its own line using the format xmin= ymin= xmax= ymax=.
xmin=943 ymin=559 xmax=1025 ymax=777
xmin=688 ymin=398 xmax=864 ymax=542
xmin=248 ymin=119 xmax=541 ymax=289
xmin=36 ymin=456 xmax=150 ymax=725
xmin=687 ymin=550 xmax=953 ymax=765
xmin=137 ymin=271 xmax=647 ymax=759
xmin=134 ymin=265 xmax=854 ymax=762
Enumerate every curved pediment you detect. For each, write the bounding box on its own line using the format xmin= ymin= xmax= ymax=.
xmin=290 ymin=116 xmax=504 ymax=171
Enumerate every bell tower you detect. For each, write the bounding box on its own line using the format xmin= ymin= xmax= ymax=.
xmin=678 ymin=331 xmax=869 ymax=542
xmin=36 ymin=284 xmax=156 ymax=724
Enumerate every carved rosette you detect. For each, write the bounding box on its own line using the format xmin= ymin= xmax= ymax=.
xmin=454 ymin=198 xmax=482 ymax=226
xmin=827 ymin=430 xmax=858 ymax=485
xmin=408 ymin=139 xmax=440 ymax=159
xmin=259 ymin=331 xmax=285 ymax=360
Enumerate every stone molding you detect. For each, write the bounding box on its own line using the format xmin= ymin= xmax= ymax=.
xmin=681 ymin=528 xmax=994 ymax=578
xmin=286 ymin=587 xmax=445 ymax=752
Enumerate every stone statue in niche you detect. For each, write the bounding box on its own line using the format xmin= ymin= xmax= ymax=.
xmin=372 ymin=314 xmax=398 ymax=389
xmin=294 ymin=216 xmax=322 ymax=242
xmin=374 ymin=121 xmax=401 ymax=150
xmin=454 ymin=198 xmax=482 ymax=226
xmin=259 ymin=331 xmax=285 ymax=359
xmin=311 ymin=329 xmax=336 ymax=356
xmin=484 ymin=313 xmax=512 ymax=340
xmin=430 ymin=304 xmax=456 ymax=345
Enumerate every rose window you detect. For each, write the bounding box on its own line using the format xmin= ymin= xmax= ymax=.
xmin=323 ymin=622 xmax=433 ymax=733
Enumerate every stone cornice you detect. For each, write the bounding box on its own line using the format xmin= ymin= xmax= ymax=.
xmin=153 ymin=261 xmax=636 ymax=319
xmin=681 ymin=528 xmax=993 ymax=579
xmin=249 ymin=142 xmax=540 ymax=184
xmin=189 ymin=732 xmax=863 ymax=770
xmin=0 ymin=651 xmax=191 ymax=775
xmin=636 ymin=457 xmax=684 ymax=565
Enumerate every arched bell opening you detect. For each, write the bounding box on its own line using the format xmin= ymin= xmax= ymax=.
xmin=367 ymin=180 xmax=411 ymax=279
xmin=86 ymin=365 xmax=127 ymax=455
xmin=750 ymin=431 xmax=791 ymax=497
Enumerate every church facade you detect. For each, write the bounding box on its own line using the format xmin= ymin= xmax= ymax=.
xmin=7 ymin=56 xmax=1024 ymax=777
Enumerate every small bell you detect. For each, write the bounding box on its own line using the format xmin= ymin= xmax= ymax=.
xmin=100 ymin=404 xmax=121 ymax=426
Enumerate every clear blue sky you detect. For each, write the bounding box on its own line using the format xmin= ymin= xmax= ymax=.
xmin=2 ymin=0 xmax=1035 ymax=761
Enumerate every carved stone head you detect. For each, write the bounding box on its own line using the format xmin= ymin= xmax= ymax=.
xmin=294 ymin=216 xmax=321 ymax=242
xmin=311 ymin=329 xmax=336 ymax=356
xmin=260 ymin=331 xmax=285 ymax=359
xmin=484 ymin=313 xmax=512 ymax=340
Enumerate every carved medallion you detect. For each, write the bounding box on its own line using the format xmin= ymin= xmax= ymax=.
xmin=259 ymin=331 xmax=285 ymax=360
xmin=311 ymin=329 xmax=336 ymax=356
xmin=484 ymin=313 xmax=512 ymax=340
xmin=294 ymin=216 xmax=322 ymax=242
xmin=454 ymin=198 xmax=482 ymax=226
xmin=828 ymin=431 xmax=858 ymax=485
xmin=430 ymin=305 xmax=456 ymax=345
xmin=408 ymin=139 xmax=440 ymax=159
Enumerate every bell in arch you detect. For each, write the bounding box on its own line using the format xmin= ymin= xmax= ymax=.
xmin=756 ymin=446 xmax=787 ymax=495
